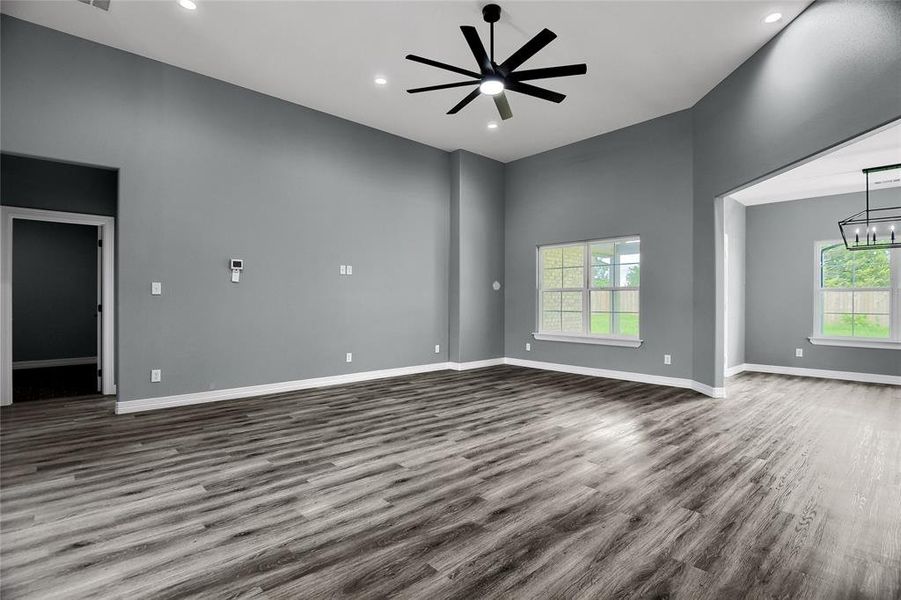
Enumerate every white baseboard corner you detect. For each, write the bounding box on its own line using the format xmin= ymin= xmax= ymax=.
xmin=503 ymin=357 xmax=724 ymax=399
xmin=734 ymin=363 xmax=900 ymax=386
xmin=447 ymin=358 xmax=506 ymax=371
xmin=12 ymin=356 xmax=97 ymax=370
xmin=724 ymin=363 xmax=746 ymax=378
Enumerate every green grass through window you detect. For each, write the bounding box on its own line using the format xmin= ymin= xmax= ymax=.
xmin=823 ymin=314 xmax=890 ymax=338
xmin=591 ymin=313 xmax=639 ymax=337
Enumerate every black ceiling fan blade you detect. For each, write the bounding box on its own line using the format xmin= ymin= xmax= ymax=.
xmin=405 ymin=54 xmax=481 ymax=79
xmin=447 ymin=88 xmax=482 ymax=114
xmin=460 ymin=25 xmax=492 ymax=74
xmin=505 ymin=80 xmax=566 ymax=103
xmin=494 ymin=92 xmax=513 ymax=120
xmin=407 ymin=81 xmax=480 ymax=94
xmin=510 ymin=64 xmax=587 ymax=81
xmin=499 ymin=28 xmax=557 ymax=73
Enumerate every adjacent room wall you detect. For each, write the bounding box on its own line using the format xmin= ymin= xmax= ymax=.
xmin=504 ymin=110 xmax=695 ymax=380
xmin=12 ymin=220 xmax=99 ymax=363
xmin=449 ymin=150 xmax=505 ymax=363
xmin=692 ymin=0 xmax=901 ymax=389
xmin=1 ymin=16 xmax=450 ymax=403
xmin=745 ymin=191 xmax=899 ymax=376
xmin=724 ymin=197 xmax=746 ymax=370
xmin=1 ymin=154 xmax=118 ymax=217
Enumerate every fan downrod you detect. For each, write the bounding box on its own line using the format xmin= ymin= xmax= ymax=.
xmin=482 ymin=4 xmax=501 ymax=24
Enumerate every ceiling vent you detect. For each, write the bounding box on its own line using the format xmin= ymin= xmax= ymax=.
xmin=77 ymin=0 xmax=110 ymax=11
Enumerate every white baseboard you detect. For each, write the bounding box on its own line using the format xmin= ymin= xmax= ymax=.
xmin=448 ymin=358 xmax=506 ymax=371
xmin=116 ymin=356 xmax=731 ymax=414
xmin=503 ymin=357 xmax=725 ymax=398
xmin=12 ymin=356 xmax=97 ymax=370
xmin=733 ymin=363 xmax=900 ymax=386
xmin=116 ymin=359 xmax=512 ymax=414
xmin=117 ymin=362 xmax=454 ymax=414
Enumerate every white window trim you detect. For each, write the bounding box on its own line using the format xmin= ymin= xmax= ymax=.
xmin=534 ymin=235 xmax=643 ymax=348
xmin=810 ymin=240 xmax=901 ymax=351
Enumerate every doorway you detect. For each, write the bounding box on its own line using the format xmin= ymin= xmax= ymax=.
xmin=1 ymin=207 xmax=116 ymax=405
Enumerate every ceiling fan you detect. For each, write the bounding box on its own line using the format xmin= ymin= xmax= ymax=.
xmin=405 ymin=4 xmax=587 ymax=120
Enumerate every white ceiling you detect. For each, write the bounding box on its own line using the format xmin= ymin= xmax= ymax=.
xmin=1 ymin=0 xmax=810 ymax=163
xmin=730 ymin=121 xmax=901 ymax=205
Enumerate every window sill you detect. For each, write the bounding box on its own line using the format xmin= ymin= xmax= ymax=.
xmin=533 ymin=333 xmax=643 ymax=348
xmin=808 ymin=336 xmax=901 ymax=350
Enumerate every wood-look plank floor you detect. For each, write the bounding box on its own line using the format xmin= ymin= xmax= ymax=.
xmin=1 ymin=366 xmax=899 ymax=599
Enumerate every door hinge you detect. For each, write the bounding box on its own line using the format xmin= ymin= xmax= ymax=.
xmin=98 ymin=304 xmax=102 ymax=313
xmin=98 ymin=239 xmax=103 ymax=247
xmin=98 ymin=369 xmax=102 ymax=376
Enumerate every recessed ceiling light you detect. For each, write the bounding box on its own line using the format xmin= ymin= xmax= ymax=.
xmin=487 ymin=121 xmax=499 ymax=130
xmin=374 ymin=76 xmax=388 ymax=86
xmin=177 ymin=0 xmax=197 ymax=10
xmin=763 ymin=12 xmax=782 ymax=23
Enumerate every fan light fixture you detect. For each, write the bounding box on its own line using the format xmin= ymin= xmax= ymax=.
xmin=763 ymin=12 xmax=782 ymax=23
xmin=177 ymin=0 xmax=197 ymax=10
xmin=838 ymin=163 xmax=901 ymax=250
xmin=479 ymin=77 xmax=505 ymax=96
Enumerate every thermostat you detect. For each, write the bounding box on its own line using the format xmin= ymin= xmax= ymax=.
xmin=230 ymin=258 xmax=244 ymax=283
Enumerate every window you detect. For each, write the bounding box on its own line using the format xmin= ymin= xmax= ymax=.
xmin=813 ymin=241 xmax=900 ymax=348
xmin=537 ymin=237 xmax=641 ymax=346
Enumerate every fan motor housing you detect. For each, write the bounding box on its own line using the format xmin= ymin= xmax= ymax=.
xmin=482 ymin=4 xmax=501 ymax=24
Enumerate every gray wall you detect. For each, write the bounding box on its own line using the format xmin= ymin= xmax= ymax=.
xmin=692 ymin=0 xmax=901 ymax=388
xmin=13 ymin=220 xmax=98 ymax=362
xmin=746 ymin=192 xmax=899 ymax=376
xmin=1 ymin=154 xmax=118 ymax=217
xmin=3 ymin=0 xmax=899 ymax=400
xmin=724 ymin=197 xmax=746 ymax=369
xmin=1 ymin=16 xmax=450 ymax=402
xmin=504 ymin=110 xmax=695 ymax=379
xmin=449 ymin=151 xmax=505 ymax=363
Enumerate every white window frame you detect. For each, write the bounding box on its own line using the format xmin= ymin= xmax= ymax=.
xmin=533 ymin=235 xmax=642 ymax=348
xmin=809 ymin=240 xmax=901 ymax=350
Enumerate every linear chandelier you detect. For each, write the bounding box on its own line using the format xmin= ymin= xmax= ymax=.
xmin=838 ymin=163 xmax=900 ymax=251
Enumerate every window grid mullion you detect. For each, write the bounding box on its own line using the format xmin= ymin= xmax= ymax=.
xmin=583 ymin=243 xmax=590 ymax=335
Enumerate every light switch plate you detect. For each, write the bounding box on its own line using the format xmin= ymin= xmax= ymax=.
xmin=339 ymin=265 xmax=347 ymax=275
xmin=664 ymin=354 xmax=672 ymax=365
xmin=346 ymin=352 xmax=353 ymax=363
xmin=150 ymin=369 xmax=161 ymax=382
xmin=434 ymin=344 xmax=440 ymax=353
xmin=525 ymin=343 xmax=531 ymax=352
xmin=346 ymin=265 xmax=353 ymax=275
xmin=151 ymin=281 xmax=162 ymax=295
xmin=795 ymin=348 xmax=803 ymax=358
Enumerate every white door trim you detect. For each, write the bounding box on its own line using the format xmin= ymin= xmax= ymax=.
xmin=1 ymin=206 xmax=117 ymax=405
